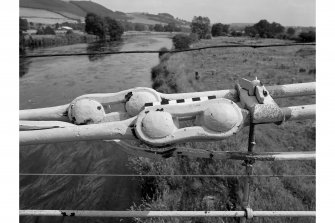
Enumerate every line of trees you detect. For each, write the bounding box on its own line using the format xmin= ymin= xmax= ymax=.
xmin=211 ymin=23 xmax=229 ymax=37
xmin=244 ymin=19 xmax=284 ymax=38
xmin=121 ymin=21 xmax=187 ymax=32
xmin=187 ymin=17 xmax=315 ymax=43
xmin=85 ymin=13 xmax=124 ymax=40
xmin=243 ymin=19 xmax=315 ymax=42
xmin=172 ymin=16 xmax=212 ymax=50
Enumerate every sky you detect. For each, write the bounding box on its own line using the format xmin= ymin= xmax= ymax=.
xmin=91 ymin=0 xmax=315 ymax=27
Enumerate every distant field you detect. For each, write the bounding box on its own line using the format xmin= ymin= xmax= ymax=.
xmin=127 ymin=13 xmax=167 ymax=25
xmin=70 ymin=1 xmax=130 ymax=20
xmin=20 ymin=0 xmax=86 ymax=17
xmin=20 ymin=7 xmax=82 ymax=24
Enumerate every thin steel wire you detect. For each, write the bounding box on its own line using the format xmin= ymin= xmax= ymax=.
xmin=19 ymin=173 xmax=315 ymax=177
xmin=20 ymin=43 xmax=315 ymax=58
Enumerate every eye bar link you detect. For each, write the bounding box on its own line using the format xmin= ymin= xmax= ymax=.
xmin=19 ymin=79 xmax=315 ymax=146
xmin=19 ymin=82 xmax=315 ymax=123
xmin=20 ymin=102 xmax=315 ymax=146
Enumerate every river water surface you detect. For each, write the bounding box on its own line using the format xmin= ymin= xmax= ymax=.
xmin=20 ymin=34 xmax=172 ymax=222
xmin=20 ymin=34 xmax=172 ymax=108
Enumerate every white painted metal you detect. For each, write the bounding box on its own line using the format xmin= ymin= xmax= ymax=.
xmin=20 ymin=117 xmax=136 ymax=146
xmin=19 ymin=104 xmax=315 ymax=146
xmin=266 ymin=82 xmax=315 ymax=99
xmin=112 ymin=140 xmax=315 ymax=161
xmin=20 ymin=104 xmax=69 ymax=122
xmin=282 ymin=105 xmax=316 ymax=121
xmin=20 ymin=120 xmax=75 ymax=131
xmin=19 ymin=82 xmax=315 ymax=122
xmin=19 ymin=210 xmax=315 ymax=218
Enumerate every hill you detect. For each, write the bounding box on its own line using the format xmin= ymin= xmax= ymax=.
xmin=20 ymin=0 xmax=86 ymax=18
xmin=70 ymin=1 xmax=130 ymax=20
xmin=19 ymin=0 xmax=189 ymax=26
xmin=127 ymin=12 xmax=190 ymax=27
xmin=20 ymin=0 xmax=130 ymax=22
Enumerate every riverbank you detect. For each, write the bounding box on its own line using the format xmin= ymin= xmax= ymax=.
xmin=130 ymin=36 xmax=315 ymax=223
xmin=20 ymin=34 xmax=173 ymax=223
xmin=19 ymin=31 xmax=177 ymax=53
xmin=20 ymin=33 xmax=98 ymax=52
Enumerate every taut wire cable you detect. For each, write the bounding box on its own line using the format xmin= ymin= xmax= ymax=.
xmin=20 ymin=43 xmax=316 ymax=58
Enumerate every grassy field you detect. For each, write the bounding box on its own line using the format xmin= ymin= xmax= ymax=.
xmin=130 ymin=36 xmax=315 ymax=223
xmin=20 ymin=7 xmax=81 ymax=24
xmin=20 ymin=0 xmax=86 ymax=18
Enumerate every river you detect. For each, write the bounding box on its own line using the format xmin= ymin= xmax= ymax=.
xmin=20 ymin=33 xmax=172 ymax=223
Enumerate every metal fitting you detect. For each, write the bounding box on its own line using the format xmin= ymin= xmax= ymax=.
xmin=245 ymin=207 xmax=254 ymax=219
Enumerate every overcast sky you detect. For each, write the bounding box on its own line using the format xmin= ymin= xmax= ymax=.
xmin=91 ymin=0 xmax=315 ymax=26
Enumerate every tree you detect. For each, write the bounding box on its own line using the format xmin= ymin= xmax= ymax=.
xmin=253 ymin=19 xmax=271 ymax=38
xmin=211 ymin=23 xmax=229 ymax=37
xmin=174 ymin=26 xmax=182 ymax=32
xmin=172 ymin=34 xmax=192 ymax=50
xmin=148 ymin=25 xmax=155 ymax=31
xmin=122 ymin=21 xmax=135 ymax=31
xmin=164 ymin=22 xmax=176 ymax=32
xmin=66 ymin=29 xmax=74 ymax=35
xmin=154 ymin=24 xmax=164 ymax=32
xmin=36 ymin=28 xmax=44 ymax=35
xmin=104 ymin=17 xmax=124 ymax=41
xmin=269 ymin=22 xmax=284 ymax=37
xmin=44 ymin=26 xmax=55 ymax=35
xmin=244 ymin=26 xmax=258 ymax=37
xmin=85 ymin=13 xmax=106 ymax=39
xmin=20 ymin=17 xmax=28 ymax=32
xmin=134 ymin=23 xmax=146 ymax=31
xmin=190 ymin=16 xmax=211 ymax=39
xmin=287 ymin=27 xmax=296 ymax=36
xmin=298 ymin=31 xmax=316 ymax=42
xmin=247 ymin=19 xmax=284 ymax=38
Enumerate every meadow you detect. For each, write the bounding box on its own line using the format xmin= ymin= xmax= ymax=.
xmin=130 ymin=36 xmax=315 ymax=223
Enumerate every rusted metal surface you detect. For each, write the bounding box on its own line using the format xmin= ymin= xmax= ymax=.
xmin=19 ymin=210 xmax=315 ymax=218
xmin=252 ymin=104 xmax=284 ymax=124
xmin=250 ymin=105 xmax=315 ymax=124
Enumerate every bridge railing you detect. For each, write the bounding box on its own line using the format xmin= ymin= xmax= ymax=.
xmin=20 ymin=43 xmax=316 ymax=222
